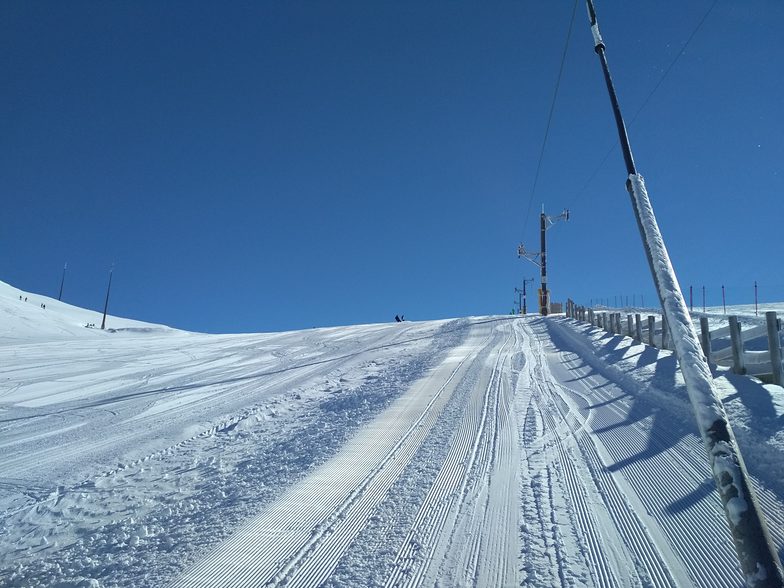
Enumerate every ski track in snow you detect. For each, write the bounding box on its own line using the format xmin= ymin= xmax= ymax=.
xmin=2 ymin=304 xmax=783 ymax=587
xmin=1 ymin=318 xmax=469 ymax=586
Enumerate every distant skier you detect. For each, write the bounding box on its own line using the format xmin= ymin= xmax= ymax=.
xmin=395 ymin=315 xmax=401 ymax=322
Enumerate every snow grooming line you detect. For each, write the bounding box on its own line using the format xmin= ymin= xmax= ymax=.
xmin=172 ymin=321 xmax=494 ymax=587
xmin=584 ymin=1 xmax=784 ymax=585
xmin=384 ymin=323 xmax=516 ymax=587
xmin=0 ymin=320 xmax=470 ymax=587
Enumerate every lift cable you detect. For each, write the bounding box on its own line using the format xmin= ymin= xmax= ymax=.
xmin=567 ymin=0 xmax=719 ymax=210
xmin=520 ymin=0 xmax=579 ymax=238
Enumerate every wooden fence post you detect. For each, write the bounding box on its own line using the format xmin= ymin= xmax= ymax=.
xmin=766 ymin=311 xmax=783 ymax=386
xmin=648 ymin=315 xmax=655 ymax=347
xmin=627 ymin=314 xmax=633 ymax=337
xmin=615 ymin=312 xmax=622 ymax=334
xmin=635 ymin=313 xmax=642 ymax=342
xmin=700 ymin=316 xmax=712 ymax=365
xmin=661 ymin=315 xmax=669 ymax=350
xmin=729 ymin=315 xmax=746 ymax=375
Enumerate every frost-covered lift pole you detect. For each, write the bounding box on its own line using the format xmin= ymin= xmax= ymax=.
xmin=584 ymin=2 xmax=783 ymax=585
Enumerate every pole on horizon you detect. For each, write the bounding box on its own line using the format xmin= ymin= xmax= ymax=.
xmin=101 ymin=265 xmax=114 ymax=330
xmin=58 ymin=263 xmax=68 ymax=301
xmin=755 ymin=281 xmax=758 ymax=316
xmin=702 ymin=285 xmax=706 ymax=313
xmin=584 ymin=2 xmax=783 ymax=584
xmin=522 ymin=277 xmax=535 ymax=315
xmin=723 ymin=285 xmax=727 ymax=314
xmin=540 ymin=208 xmax=548 ymax=315
xmin=523 ymin=284 xmax=526 ymax=315
xmin=690 ymin=285 xmax=693 ymax=312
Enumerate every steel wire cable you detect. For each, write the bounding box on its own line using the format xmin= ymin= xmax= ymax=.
xmin=520 ymin=0 xmax=580 ymax=239
xmin=567 ymin=0 xmax=719 ymax=210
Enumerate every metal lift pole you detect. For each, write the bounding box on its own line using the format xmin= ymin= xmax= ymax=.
xmin=540 ymin=209 xmax=548 ymax=315
xmin=58 ymin=263 xmax=67 ymax=301
xmin=101 ymin=266 xmax=114 ymax=331
xmin=585 ymin=2 xmax=783 ymax=585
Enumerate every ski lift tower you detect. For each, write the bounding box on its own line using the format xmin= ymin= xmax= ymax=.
xmin=515 ymin=277 xmax=536 ymax=315
xmin=518 ymin=207 xmax=569 ymax=315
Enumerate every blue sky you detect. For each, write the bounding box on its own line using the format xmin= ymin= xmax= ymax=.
xmin=2 ymin=1 xmax=782 ymax=333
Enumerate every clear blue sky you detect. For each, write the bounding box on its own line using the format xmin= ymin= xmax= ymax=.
xmin=2 ymin=1 xmax=782 ymax=333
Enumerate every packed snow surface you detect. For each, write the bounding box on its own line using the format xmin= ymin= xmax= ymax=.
xmin=1 ymin=280 xmax=783 ymax=587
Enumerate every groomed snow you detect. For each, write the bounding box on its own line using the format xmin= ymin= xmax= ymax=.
xmin=1 ymin=280 xmax=782 ymax=587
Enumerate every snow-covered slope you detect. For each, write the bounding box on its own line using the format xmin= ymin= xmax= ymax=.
xmin=0 ymin=280 xmax=176 ymax=343
xmin=1 ymin=281 xmax=783 ymax=587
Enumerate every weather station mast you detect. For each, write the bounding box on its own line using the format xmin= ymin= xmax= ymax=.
xmin=518 ymin=207 xmax=569 ymax=315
